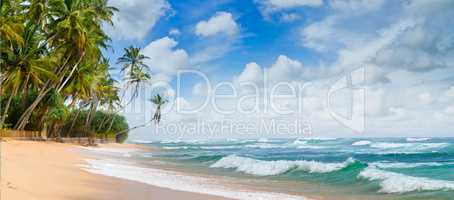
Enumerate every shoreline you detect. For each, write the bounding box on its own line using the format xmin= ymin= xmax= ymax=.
xmin=0 ymin=140 xmax=233 ymax=200
xmin=78 ymin=142 xmax=314 ymax=200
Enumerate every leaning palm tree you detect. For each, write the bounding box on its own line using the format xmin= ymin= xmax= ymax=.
xmin=150 ymin=94 xmax=167 ymax=124
xmin=113 ymin=94 xmax=167 ymax=135
xmin=14 ymin=0 xmax=117 ymax=130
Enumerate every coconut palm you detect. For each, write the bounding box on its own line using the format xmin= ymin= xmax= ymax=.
xmin=0 ymin=23 xmax=55 ymax=128
xmin=112 ymin=94 xmax=167 ymax=136
xmin=150 ymin=94 xmax=167 ymax=124
xmin=14 ymin=0 xmax=117 ymax=130
xmin=0 ymin=0 xmax=139 ymax=142
xmin=117 ymin=46 xmax=151 ymax=101
xmin=0 ymin=0 xmax=24 ymax=45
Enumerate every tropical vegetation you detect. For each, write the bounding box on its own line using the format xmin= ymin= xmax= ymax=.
xmin=0 ymin=0 xmax=163 ymax=143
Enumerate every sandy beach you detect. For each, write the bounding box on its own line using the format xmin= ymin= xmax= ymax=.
xmin=0 ymin=140 xmax=232 ymax=200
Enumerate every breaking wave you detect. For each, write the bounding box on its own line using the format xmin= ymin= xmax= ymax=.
xmin=370 ymin=142 xmax=449 ymax=152
xmin=359 ymin=167 xmax=454 ymax=193
xmin=352 ymin=140 xmax=372 ymax=146
xmin=210 ymin=155 xmax=358 ymax=176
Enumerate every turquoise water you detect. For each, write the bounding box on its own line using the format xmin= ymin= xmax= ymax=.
xmin=135 ymin=138 xmax=454 ymax=200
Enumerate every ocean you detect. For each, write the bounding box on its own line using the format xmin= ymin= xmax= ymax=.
xmin=81 ymin=137 xmax=454 ymax=200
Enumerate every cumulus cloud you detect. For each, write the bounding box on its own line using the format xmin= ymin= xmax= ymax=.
xmin=106 ymin=0 xmax=172 ymax=40
xmin=302 ymin=0 xmax=453 ymax=75
xmin=330 ymin=0 xmax=384 ymax=13
xmin=142 ymin=37 xmax=190 ymax=81
xmin=169 ymin=28 xmax=180 ymax=36
xmin=234 ymin=62 xmax=263 ymax=84
xmin=258 ymin=0 xmax=323 ymax=16
xmin=418 ymin=93 xmax=434 ymax=105
xmin=268 ymin=55 xmax=305 ymax=82
xmin=195 ymin=12 xmax=239 ymax=37
xmin=300 ymin=16 xmax=345 ymax=52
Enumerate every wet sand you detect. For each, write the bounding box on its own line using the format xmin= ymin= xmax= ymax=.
xmin=0 ymin=140 xmax=232 ymax=200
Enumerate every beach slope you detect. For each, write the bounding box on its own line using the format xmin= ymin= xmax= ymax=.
xmin=0 ymin=140 xmax=231 ymax=200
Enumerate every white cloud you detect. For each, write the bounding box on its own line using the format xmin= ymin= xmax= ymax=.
xmin=258 ymin=0 xmax=323 ymax=14
xmin=302 ymin=0 xmax=453 ymax=75
xmin=106 ymin=0 xmax=171 ymax=40
xmin=233 ymin=56 xmax=306 ymax=84
xmin=195 ymin=12 xmax=239 ymax=37
xmin=336 ymin=18 xmax=417 ymax=70
xmin=169 ymin=28 xmax=180 ymax=36
xmin=192 ymin=82 xmax=208 ymax=96
xmin=190 ymin=41 xmax=236 ymax=64
xmin=301 ymin=16 xmax=341 ymax=52
xmin=418 ymin=93 xmax=434 ymax=105
xmin=280 ymin=13 xmax=301 ymax=22
xmin=234 ymin=62 xmax=263 ymax=84
xmin=268 ymin=55 xmax=304 ymax=82
xmin=330 ymin=0 xmax=384 ymax=13
xmin=142 ymin=37 xmax=190 ymax=81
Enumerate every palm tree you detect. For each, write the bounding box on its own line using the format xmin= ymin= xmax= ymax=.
xmin=117 ymin=46 xmax=151 ymax=101
xmin=0 ymin=0 xmax=24 ymax=45
xmin=0 ymin=23 xmax=55 ymax=128
xmin=0 ymin=0 xmax=138 ymax=142
xmin=113 ymin=94 xmax=167 ymax=136
xmin=14 ymin=0 xmax=117 ymax=130
xmin=101 ymin=46 xmax=151 ymax=133
xmin=150 ymin=94 xmax=167 ymax=124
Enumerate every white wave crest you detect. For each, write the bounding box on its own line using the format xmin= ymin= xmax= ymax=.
xmin=406 ymin=137 xmax=431 ymax=142
xmin=369 ymin=162 xmax=446 ymax=169
xmin=245 ymin=143 xmax=283 ymax=149
xmin=359 ymin=167 xmax=454 ymax=193
xmin=160 ymin=139 xmax=183 ymax=144
xmin=131 ymin=139 xmax=153 ymax=144
xmin=200 ymin=145 xmax=242 ymax=150
xmin=258 ymin=138 xmax=270 ymax=143
xmin=163 ymin=146 xmax=190 ymax=150
xmin=300 ymin=137 xmax=337 ymax=141
xmin=210 ymin=155 xmax=355 ymax=176
xmin=293 ymin=139 xmax=307 ymax=145
xmin=160 ymin=139 xmax=206 ymax=144
xmin=370 ymin=142 xmax=448 ymax=151
xmin=296 ymin=144 xmax=324 ymax=149
xmin=82 ymin=159 xmax=311 ymax=200
xmin=352 ymin=140 xmax=372 ymax=146
xmin=79 ymin=147 xmax=138 ymax=157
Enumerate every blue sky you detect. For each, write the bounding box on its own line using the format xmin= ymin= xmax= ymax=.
xmin=104 ymin=0 xmax=454 ymax=140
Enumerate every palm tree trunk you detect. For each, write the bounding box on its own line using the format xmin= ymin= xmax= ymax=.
xmin=68 ymin=109 xmax=81 ymax=137
xmin=114 ymin=120 xmax=153 ymax=136
xmin=14 ymin=53 xmax=82 ymax=130
xmin=57 ymin=51 xmax=86 ymax=92
xmin=21 ymin=73 xmax=31 ymax=106
xmin=106 ymin=114 xmax=116 ymax=132
xmin=38 ymin=107 xmax=49 ymax=131
xmin=96 ymin=107 xmax=112 ymax=131
xmin=0 ymin=91 xmax=16 ymax=128
xmin=14 ymin=86 xmax=52 ymax=130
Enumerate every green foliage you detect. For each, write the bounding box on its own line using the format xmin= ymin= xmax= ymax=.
xmin=0 ymin=0 xmax=133 ymax=142
xmin=61 ymin=110 xmax=129 ymax=142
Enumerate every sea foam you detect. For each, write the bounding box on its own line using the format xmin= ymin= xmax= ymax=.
xmin=81 ymin=159 xmax=311 ymax=200
xmin=359 ymin=167 xmax=454 ymax=193
xmin=352 ymin=140 xmax=372 ymax=146
xmin=370 ymin=142 xmax=448 ymax=151
xmin=210 ymin=155 xmax=356 ymax=176
xmin=79 ymin=147 xmax=139 ymax=157
xmin=369 ymin=161 xmax=448 ymax=169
